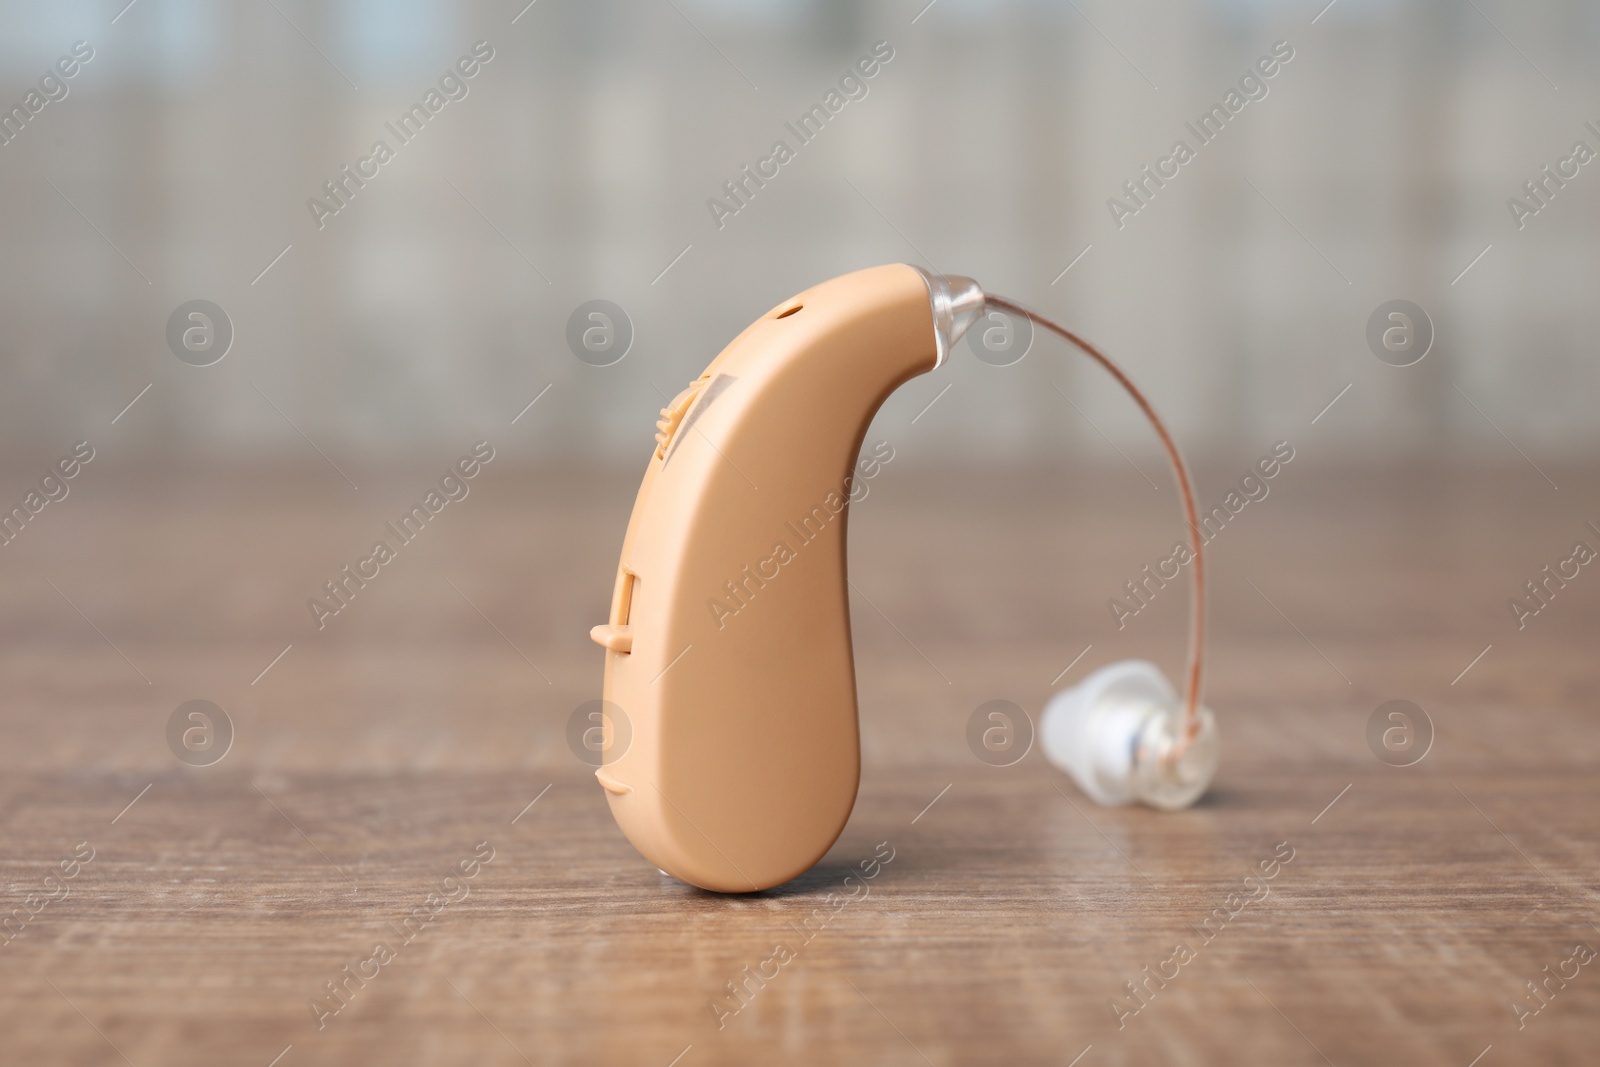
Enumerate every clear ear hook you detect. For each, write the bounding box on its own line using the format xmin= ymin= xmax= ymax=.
xmin=912 ymin=268 xmax=985 ymax=368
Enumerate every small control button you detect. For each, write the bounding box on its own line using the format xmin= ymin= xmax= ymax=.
xmin=590 ymin=624 xmax=633 ymax=653
xmin=595 ymin=769 xmax=633 ymax=795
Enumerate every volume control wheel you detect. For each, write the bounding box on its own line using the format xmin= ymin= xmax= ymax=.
xmin=654 ymin=378 xmax=706 ymax=458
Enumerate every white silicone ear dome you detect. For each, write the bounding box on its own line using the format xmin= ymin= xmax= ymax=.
xmin=1131 ymin=700 xmax=1218 ymax=811
xmin=1041 ymin=660 xmax=1170 ymax=805
xmin=1041 ymin=660 xmax=1218 ymax=811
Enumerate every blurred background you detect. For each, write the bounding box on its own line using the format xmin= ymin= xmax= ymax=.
xmin=1 ymin=0 xmax=1596 ymax=468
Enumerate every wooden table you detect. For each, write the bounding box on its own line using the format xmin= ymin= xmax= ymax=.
xmin=1 ymin=461 xmax=1596 ymax=1065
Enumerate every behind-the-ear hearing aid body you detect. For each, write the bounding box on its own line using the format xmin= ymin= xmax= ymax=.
xmin=590 ymin=264 xmax=1218 ymax=893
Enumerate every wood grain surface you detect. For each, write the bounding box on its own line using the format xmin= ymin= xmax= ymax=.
xmin=1 ymin=459 xmax=1597 ymax=1066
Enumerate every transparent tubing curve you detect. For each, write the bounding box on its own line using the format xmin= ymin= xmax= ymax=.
xmin=984 ymin=294 xmax=1208 ymax=759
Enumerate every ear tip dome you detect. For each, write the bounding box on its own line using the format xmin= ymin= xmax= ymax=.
xmin=1041 ymin=659 xmax=1218 ymax=811
xmin=1131 ymin=702 xmax=1219 ymax=811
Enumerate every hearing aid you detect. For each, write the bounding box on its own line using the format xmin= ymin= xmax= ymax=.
xmin=590 ymin=263 xmax=1218 ymax=892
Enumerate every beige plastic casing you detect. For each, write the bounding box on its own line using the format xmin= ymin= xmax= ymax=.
xmin=589 ymin=263 xmax=938 ymax=892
